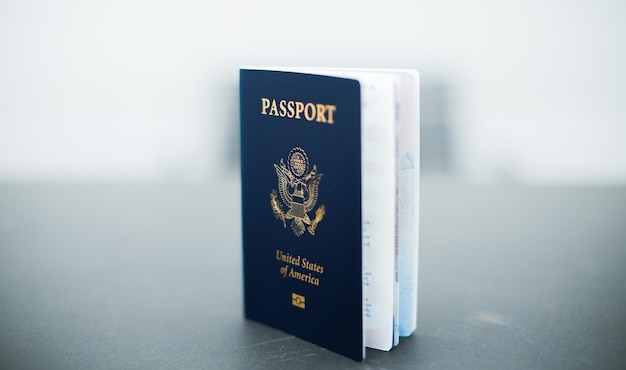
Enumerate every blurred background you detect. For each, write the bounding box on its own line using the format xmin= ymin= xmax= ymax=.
xmin=1 ymin=0 xmax=625 ymax=185
xmin=2 ymin=3 xmax=626 ymax=368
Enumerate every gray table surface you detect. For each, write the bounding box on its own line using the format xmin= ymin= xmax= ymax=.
xmin=1 ymin=179 xmax=625 ymax=369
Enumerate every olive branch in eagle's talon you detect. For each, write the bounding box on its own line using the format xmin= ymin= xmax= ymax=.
xmin=307 ymin=205 xmax=325 ymax=236
xmin=270 ymin=190 xmax=286 ymax=228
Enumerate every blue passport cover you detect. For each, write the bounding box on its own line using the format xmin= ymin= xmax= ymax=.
xmin=240 ymin=69 xmax=364 ymax=361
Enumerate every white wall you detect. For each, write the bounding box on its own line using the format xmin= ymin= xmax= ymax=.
xmin=1 ymin=0 xmax=625 ymax=184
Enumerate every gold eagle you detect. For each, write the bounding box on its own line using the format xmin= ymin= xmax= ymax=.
xmin=271 ymin=156 xmax=325 ymax=236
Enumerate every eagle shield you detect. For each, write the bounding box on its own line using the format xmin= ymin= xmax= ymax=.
xmin=270 ymin=147 xmax=325 ymax=236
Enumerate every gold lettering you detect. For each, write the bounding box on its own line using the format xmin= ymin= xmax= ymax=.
xmin=295 ymin=102 xmax=304 ymax=119
xmin=326 ymin=105 xmax=336 ymax=124
xmin=260 ymin=98 xmax=336 ymax=125
xmin=276 ymin=249 xmax=301 ymax=266
xmin=261 ymin=98 xmax=270 ymax=115
xmin=287 ymin=101 xmax=295 ymax=118
xmin=269 ymin=99 xmax=279 ymax=116
xmin=288 ymin=268 xmax=320 ymax=286
xmin=277 ymin=251 xmax=324 ymax=286
xmin=316 ymin=104 xmax=327 ymax=123
xmin=304 ymin=103 xmax=315 ymax=121
xmin=302 ymin=258 xmax=324 ymax=274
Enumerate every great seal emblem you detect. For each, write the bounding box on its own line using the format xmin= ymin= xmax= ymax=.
xmin=270 ymin=147 xmax=325 ymax=237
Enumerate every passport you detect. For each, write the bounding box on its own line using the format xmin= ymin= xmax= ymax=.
xmin=240 ymin=68 xmax=419 ymax=361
